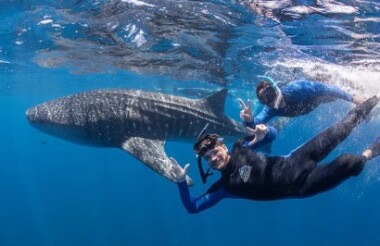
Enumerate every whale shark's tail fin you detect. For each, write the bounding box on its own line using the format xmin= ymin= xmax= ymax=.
xmin=200 ymin=89 xmax=228 ymax=115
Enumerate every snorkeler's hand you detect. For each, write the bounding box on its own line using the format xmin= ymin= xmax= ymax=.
xmin=353 ymin=94 xmax=368 ymax=105
xmin=169 ymin=157 xmax=190 ymax=183
xmin=239 ymin=98 xmax=253 ymax=123
xmin=246 ymin=124 xmax=268 ymax=146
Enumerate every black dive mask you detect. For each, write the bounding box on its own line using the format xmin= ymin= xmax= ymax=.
xmin=193 ymin=123 xmax=222 ymax=183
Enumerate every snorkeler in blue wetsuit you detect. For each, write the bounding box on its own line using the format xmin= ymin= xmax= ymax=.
xmin=169 ymin=95 xmax=380 ymax=214
xmin=239 ymin=77 xmax=368 ymax=127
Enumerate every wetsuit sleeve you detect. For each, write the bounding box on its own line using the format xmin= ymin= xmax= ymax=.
xmin=252 ymin=107 xmax=276 ymax=125
xmin=177 ymin=181 xmax=231 ymax=214
xmin=264 ymin=125 xmax=277 ymax=142
xmin=289 ymin=80 xmax=353 ymax=102
xmin=243 ymin=106 xmax=275 ymax=127
xmin=317 ymin=83 xmax=353 ymax=101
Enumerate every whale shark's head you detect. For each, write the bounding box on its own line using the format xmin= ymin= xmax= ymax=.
xmin=26 ymin=103 xmax=51 ymax=125
xmin=26 ymin=100 xmax=90 ymax=145
xmin=26 ymin=97 xmax=123 ymax=147
xmin=26 ymin=101 xmax=67 ymax=136
xmin=26 ymin=99 xmax=71 ymax=126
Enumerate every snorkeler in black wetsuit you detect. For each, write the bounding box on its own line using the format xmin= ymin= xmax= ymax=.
xmin=169 ymin=95 xmax=380 ymax=214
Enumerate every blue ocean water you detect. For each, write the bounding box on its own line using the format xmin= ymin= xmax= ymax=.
xmin=1 ymin=0 xmax=380 ymax=246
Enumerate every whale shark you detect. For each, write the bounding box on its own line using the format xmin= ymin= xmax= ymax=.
xmin=26 ymin=89 xmax=249 ymax=185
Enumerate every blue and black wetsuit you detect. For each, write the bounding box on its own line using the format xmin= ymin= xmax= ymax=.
xmin=251 ymin=80 xmax=354 ymax=125
xmin=178 ymin=96 xmax=379 ymax=214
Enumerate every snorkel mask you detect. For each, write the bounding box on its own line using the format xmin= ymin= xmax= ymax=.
xmin=193 ymin=123 xmax=223 ymax=184
xmin=257 ymin=75 xmax=283 ymax=110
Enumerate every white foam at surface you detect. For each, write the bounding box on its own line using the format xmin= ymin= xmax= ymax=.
xmin=132 ymin=30 xmax=147 ymax=47
xmin=121 ymin=0 xmax=155 ymax=7
xmin=37 ymin=19 xmax=53 ymax=25
xmin=273 ymin=59 xmax=380 ymax=96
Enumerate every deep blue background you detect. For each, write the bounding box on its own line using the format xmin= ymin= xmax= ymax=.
xmin=1 ymin=67 xmax=380 ymax=246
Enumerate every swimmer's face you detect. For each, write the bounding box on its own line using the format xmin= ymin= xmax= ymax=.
xmin=257 ymin=84 xmax=278 ymax=108
xmin=203 ymin=144 xmax=230 ymax=170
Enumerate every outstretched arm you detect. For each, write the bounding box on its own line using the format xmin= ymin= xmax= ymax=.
xmin=169 ymin=158 xmax=230 ymax=214
xmin=254 ymin=106 xmax=276 ymax=124
xmin=177 ymin=181 xmax=229 ymax=214
xmin=314 ymin=82 xmax=354 ymax=101
xmin=293 ymin=80 xmax=362 ymax=103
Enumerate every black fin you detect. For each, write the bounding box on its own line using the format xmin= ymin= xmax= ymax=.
xmin=201 ymin=89 xmax=228 ymax=115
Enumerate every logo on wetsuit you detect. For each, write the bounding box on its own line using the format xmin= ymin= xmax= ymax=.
xmin=239 ymin=165 xmax=252 ymax=183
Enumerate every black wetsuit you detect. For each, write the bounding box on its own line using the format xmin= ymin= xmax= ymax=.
xmin=178 ymin=96 xmax=378 ymax=213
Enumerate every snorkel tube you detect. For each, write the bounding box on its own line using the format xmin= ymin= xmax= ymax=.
xmin=195 ymin=123 xmax=213 ymax=184
xmin=258 ymin=75 xmax=283 ymax=109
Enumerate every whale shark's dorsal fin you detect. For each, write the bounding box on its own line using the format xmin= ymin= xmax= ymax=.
xmin=201 ymin=89 xmax=228 ymax=115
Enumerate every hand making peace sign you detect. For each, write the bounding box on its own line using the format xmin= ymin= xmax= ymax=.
xmin=238 ymin=98 xmax=253 ymax=123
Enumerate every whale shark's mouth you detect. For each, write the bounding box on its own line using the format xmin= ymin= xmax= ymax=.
xmin=26 ymin=105 xmax=50 ymax=124
xmin=26 ymin=106 xmax=39 ymax=123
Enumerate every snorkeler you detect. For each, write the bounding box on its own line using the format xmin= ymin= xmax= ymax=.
xmin=169 ymin=95 xmax=380 ymax=214
xmin=239 ymin=77 xmax=368 ymax=127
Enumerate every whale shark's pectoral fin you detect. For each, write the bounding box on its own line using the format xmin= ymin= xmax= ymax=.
xmin=121 ymin=137 xmax=193 ymax=186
